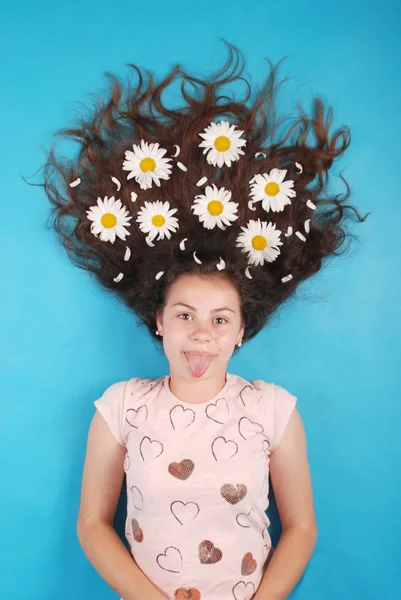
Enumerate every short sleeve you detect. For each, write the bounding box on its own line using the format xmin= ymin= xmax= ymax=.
xmin=271 ymin=383 xmax=297 ymax=451
xmin=93 ymin=380 xmax=129 ymax=447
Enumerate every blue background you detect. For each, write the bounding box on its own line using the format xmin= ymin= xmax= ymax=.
xmin=2 ymin=1 xmax=400 ymax=598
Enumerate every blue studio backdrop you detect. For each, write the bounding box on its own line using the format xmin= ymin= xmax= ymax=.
xmin=1 ymin=1 xmax=400 ymax=599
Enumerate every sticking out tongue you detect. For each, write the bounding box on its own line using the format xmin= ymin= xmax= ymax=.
xmin=184 ymin=353 xmax=214 ymax=378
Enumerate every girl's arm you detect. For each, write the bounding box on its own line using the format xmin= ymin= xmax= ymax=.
xmin=77 ymin=411 xmax=168 ymax=600
xmin=254 ymin=408 xmax=318 ymax=600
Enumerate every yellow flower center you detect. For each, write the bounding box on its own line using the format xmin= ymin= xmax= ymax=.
xmin=264 ymin=182 xmax=280 ymax=196
xmin=214 ymin=136 xmax=231 ymax=152
xmin=140 ymin=157 xmax=156 ymax=172
xmin=252 ymin=235 xmax=267 ymax=251
xmin=208 ymin=200 xmax=224 ymax=216
xmin=101 ymin=213 xmax=117 ymax=229
xmin=152 ymin=214 xmax=165 ymax=227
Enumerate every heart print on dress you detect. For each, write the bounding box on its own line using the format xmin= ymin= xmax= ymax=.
xmin=156 ymin=546 xmax=183 ymax=573
xmin=232 ymin=581 xmax=256 ymax=600
xmin=211 ymin=436 xmax=238 ymax=461
xmin=126 ymin=405 xmax=148 ymax=428
xmin=139 ymin=436 xmax=164 ymax=461
xmin=168 ymin=459 xmax=195 ymax=480
xmin=170 ymin=501 xmax=200 ymax=525
xmin=239 ymin=384 xmax=263 ymax=407
xmin=169 ymin=405 xmax=196 ymax=431
xmin=205 ymin=398 xmax=229 ymax=424
xmin=241 ymin=552 xmax=257 ymax=575
xmin=198 ymin=540 xmax=223 ymax=564
xmin=131 ymin=518 xmax=143 ymax=543
xmin=174 ymin=588 xmax=201 ymax=600
xmin=238 ymin=417 xmax=264 ymax=440
xmin=220 ymin=483 xmax=247 ymax=504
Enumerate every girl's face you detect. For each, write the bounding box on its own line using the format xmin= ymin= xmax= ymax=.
xmin=156 ymin=274 xmax=245 ymax=380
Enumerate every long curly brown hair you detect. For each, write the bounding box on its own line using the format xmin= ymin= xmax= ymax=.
xmin=28 ymin=41 xmax=369 ymax=354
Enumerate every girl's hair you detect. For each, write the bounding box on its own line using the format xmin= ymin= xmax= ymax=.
xmin=29 ymin=41 xmax=368 ymax=354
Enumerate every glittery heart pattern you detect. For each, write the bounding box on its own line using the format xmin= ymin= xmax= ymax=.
xmin=131 ymin=519 xmax=143 ymax=543
xmin=168 ymin=459 xmax=195 ymax=480
xmin=241 ymin=552 xmax=257 ymax=575
xmin=174 ymin=588 xmax=201 ymax=600
xmin=220 ymin=483 xmax=247 ymax=504
xmin=198 ymin=540 xmax=223 ymax=564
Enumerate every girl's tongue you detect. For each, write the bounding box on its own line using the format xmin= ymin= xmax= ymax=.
xmin=184 ymin=353 xmax=214 ymax=378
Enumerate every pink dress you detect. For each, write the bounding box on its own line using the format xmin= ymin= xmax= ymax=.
xmin=94 ymin=372 xmax=297 ymax=600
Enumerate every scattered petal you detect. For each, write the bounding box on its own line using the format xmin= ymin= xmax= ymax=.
xmin=111 ymin=176 xmax=121 ymax=191
xmin=281 ymin=274 xmax=293 ymax=283
xmin=155 ymin=271 xmax=164 ymax=280
xmin=196 ymin=176 xmax=208 ymax=186
xmin=124 ymin=246 xmax=131 ymax=261
xmin=248 ymin=200 xmax=256 ymax=211
xmin=145 ymin=236 xmax=155 ymax=247
xmin=131 ymin=192 xmax=138 ymax=203
xmin=284 ymin=226 xmax=293 ymax=237
xmin=193 ymin=251 xmax=202 ymax=264
xmin=295 ymin=162 xmax=303 ymax=173
xmin=179 ymin=238 xmax=188 ymax=251
xmin=245 ymin=266 xmax=253 ymax=279
xmin=113 ymin=273 xmax=124 ymax=283
xmin=69 ymin=177 xmax=81 ymax=187
xmin=177 ymin=161 xmax=187 ymax=172
xmin=172 ymin=145 xmax=180 ymax=158
xmin=295 ymin=231 xmax=307 ymax=242
xmin=255 ymin=152 xmax=266 ymax=159
xmin=216 ymin=257 xmax=226 ymax=270
xmin=306 ymin=199 xmax=317 ymax=210
xmin=304 ymin=219 xmax=310 ymax=233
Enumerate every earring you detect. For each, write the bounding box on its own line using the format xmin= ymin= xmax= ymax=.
xmin=237 ymin=340 xmax=242 ymax=347
xmin=156 ymin=330 xmax=162 ymax=336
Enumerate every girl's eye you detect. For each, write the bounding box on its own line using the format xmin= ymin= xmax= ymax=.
xmin=178 ymin=314 xmax=227 ymax=324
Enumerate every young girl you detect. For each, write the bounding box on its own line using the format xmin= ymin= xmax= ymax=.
xmin=38 ymin=42 xmax=366 ymax=600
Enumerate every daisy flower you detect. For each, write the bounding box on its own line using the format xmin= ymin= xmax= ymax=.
xmin=191 ymin=184 xmax=239 ymax=230
xmin=235 ymin=219 xmax=283 ymax=266
xmin=136 ymin=200 xmax=179 ymax=242
xmin=86 ymin=196 xmax=132 ymax=243
xmin=122 ymin=140 xmax=172 ymax=190
xmin=199 ymin=120 xmax=246 ymax=167
xmin=249 ymin=168 xmax=296 ymax=212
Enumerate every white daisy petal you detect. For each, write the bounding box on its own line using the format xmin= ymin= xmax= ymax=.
xmin=295 ymin=162 xmax=303 ymax=173
xmin=124 ymin=246 xmax=131 ymax=261
xmin=172 ymin=145 xmax=180 ymax=157
xmin=193 ymin=251 xmax=202 ymax=264
xmin=179 ymin=238 xmax=188 ymax=250
xmin=113 ymin=273 xmax=124 ymax=283
xmin=284 ymin=226 xmax=293 ymax=237
xmin=295 ymin=231 xmax=307 ymax=242
xmin=248 ymin=200 xmax=257 ymax=211
xmin=70 ymin=177 xmax=81 ymax=187
xmin=306 ymin=199 xmax=317 ymax=210
xmin=111 ymin=176 xmax=121 ymax=191
xmin=145 ymin=236 xmax=155 ymax=247
xmin=177 ymin=161 xmax=187 ymax=172
xmin=304 ymin=219 xmax=310 ymax=233
xmin=216 ymin=257 xmax=226 ymax=270
xmin=196 ymin=176 xmax=208 ymax=186
xmin=131 ymin=192 xmax=138 ymax=203
xmin=155 ymin=271 xmax=164 ymax=280
xmin=245 ymin=266 xmax=253 ymax=279
xmin=255 ymin=152 xmax=266 ymax=159
xmin=281 ymin=274 xmax=293 ymax=283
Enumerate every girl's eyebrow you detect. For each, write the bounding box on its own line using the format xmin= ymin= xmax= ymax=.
xmin=172 ymin=302 xmax=236 ymax=314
